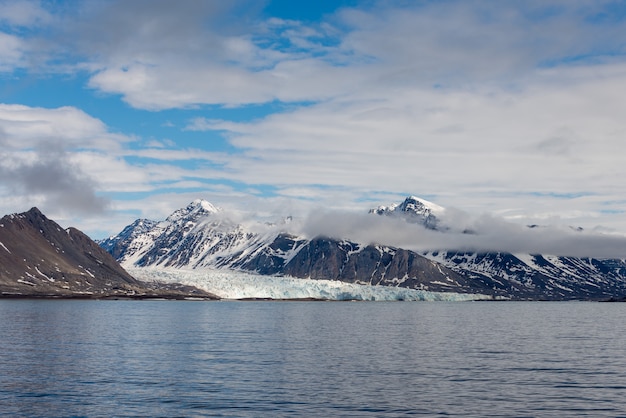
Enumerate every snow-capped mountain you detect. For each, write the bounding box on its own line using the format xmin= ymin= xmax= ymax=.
xmin=100 ymin=199 xmax=505 ymax=297
xmin=422 ymin=251 xmax=626 ymax=301
xmin=369 ymin=196 xmax=444 ymax=230
xmin=101 ymin=199 xmax=280 ymax=270
xmin=100 ymin=197 xmax=626 ymax=300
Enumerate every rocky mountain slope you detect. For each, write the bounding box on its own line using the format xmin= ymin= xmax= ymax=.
xmin=0 ymin=208 xmax=215 ymax=298
xmin=100 ymin=197 xmax=626 ymax=300
xmin=423 ymin=250 xmax=626 ymax=301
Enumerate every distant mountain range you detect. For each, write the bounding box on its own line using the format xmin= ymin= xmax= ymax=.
xmin=100 ymin=197 xmax=626 ymax=300
xmin=0 ymin=207 xmax=215 ymax=299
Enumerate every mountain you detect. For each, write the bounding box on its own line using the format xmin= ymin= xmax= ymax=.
xmin=0 ymin=207 xmax=216 ymax=299
xmin=100 ymin=199 xmax=266 ymax=269
xmin=100 ymin=199 xmax=514 ymax=297
xmin=369 ymin=196 xmax=445 ymax=230
xmin=423 ymin=250 xmax=626 ymax=301
xmin=101 ymin=197 xmax=626 ymax=300
xmin=369 ymin=197 xmax=626 ymax=300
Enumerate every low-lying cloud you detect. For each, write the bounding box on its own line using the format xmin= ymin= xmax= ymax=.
xmin=295 ymin=208 xmax=626 ymax=259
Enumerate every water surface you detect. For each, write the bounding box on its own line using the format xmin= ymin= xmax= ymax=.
xmin=1 ymin=300 xmax=625 ymax=416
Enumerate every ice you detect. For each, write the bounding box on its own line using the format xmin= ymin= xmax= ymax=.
xmin=127 ymin=267 xmax=493 ymax=301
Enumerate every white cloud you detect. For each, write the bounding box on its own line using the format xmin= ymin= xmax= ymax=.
xmin=3 ymin=0 xmax=626 ymax=246
xmin=294 ymin=206 xmax=626 ymax=259
xmin=0 ymin=104 xmax=250 ymax=233
xmin=0 ymin=105 xmax=132 ymax=217
xmin=181 ymin=60 xmax=626 ymax=233
xmin=0 ymin=0 xmax=56 ymax=72
xmin=0 ymin=0 xmax=51 ymax=27
xmin=192 ymin=67 xmax=626 ymax=181
xmin=0 ymin=33 xmax=24 ymax=70
xmin=0 ymin=104 xmax=127 ymax=149
xmin=74 ymin=1 xmax=626 ymax=110
xmin=87 ymin=56 xmax=372 ymax=110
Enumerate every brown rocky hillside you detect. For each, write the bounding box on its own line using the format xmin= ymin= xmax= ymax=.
xmin=0 ymin=207 xmax=215 ymax=299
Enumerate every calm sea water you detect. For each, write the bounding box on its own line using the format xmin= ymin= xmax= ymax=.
xmin=1 ymin=300 xmax=625 ymax=417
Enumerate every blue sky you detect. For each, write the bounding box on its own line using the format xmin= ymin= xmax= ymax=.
xmin=2 ymin=0 xmax=626 ymax=242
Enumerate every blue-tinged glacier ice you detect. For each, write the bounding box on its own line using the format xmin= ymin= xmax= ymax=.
xmin=127 ymin=267 xmax=492 ymax=301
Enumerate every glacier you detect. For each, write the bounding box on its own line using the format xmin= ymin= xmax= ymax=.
xmin=127 ymin=267 xmax=493 ymax=301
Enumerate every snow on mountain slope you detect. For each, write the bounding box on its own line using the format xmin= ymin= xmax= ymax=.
xmin=100 ymin=197 xmax=626 ymax=300
xmin=100 ymin=199 xmax=286 ymax=269
xmin=99 ymin=218 xmax=158 ymax=262
xmin=423 ymin=250 xmax=626 ymax=300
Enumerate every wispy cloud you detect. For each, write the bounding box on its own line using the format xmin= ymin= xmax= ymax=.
xmin=0 ymin=0 xmax=52 ymax=27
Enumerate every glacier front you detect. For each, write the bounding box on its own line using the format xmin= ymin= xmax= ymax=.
xmin=127 ymin=267 xmax=493 ymax=301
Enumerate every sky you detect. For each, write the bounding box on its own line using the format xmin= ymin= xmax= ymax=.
xmin=2 ymin=0 xmax=626 ymax=255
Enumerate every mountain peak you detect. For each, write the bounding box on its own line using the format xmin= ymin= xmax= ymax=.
xmin=20 ymin=207 xmax=48 ymax=224
xmin=166 ymin=199 xmax=220 ymax=222
xmin=370 ymin=195 xmax=444 ymax=230
xmin=26 ymin=207 xmax=44 ymax=216
xmin=398 ymin=196 xmax=445 ymax=215
xmin=191 ymin=199 xmax=219 ymax=213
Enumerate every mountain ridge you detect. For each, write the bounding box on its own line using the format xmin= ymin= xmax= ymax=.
xmin=99 ymin=197 xmax=626 ymax=300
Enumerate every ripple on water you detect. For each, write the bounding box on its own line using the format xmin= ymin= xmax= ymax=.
xmin=1 ymin=300 xmax=626 ymax=416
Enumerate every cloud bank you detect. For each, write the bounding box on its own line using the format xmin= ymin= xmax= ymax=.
xmin=296 ymin=207 xmax=626 ymax=259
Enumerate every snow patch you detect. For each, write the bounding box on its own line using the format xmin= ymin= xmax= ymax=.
xmin=78 ymin=265 xmax=95 ymax=278
xmin=35 ymin=266 xmax=54 ymax=282
xmin=0 ymin=241 xmax=10 ymax=253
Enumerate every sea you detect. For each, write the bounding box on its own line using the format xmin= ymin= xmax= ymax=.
xmin=1 ymin=300 xmax=625 ymax=417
